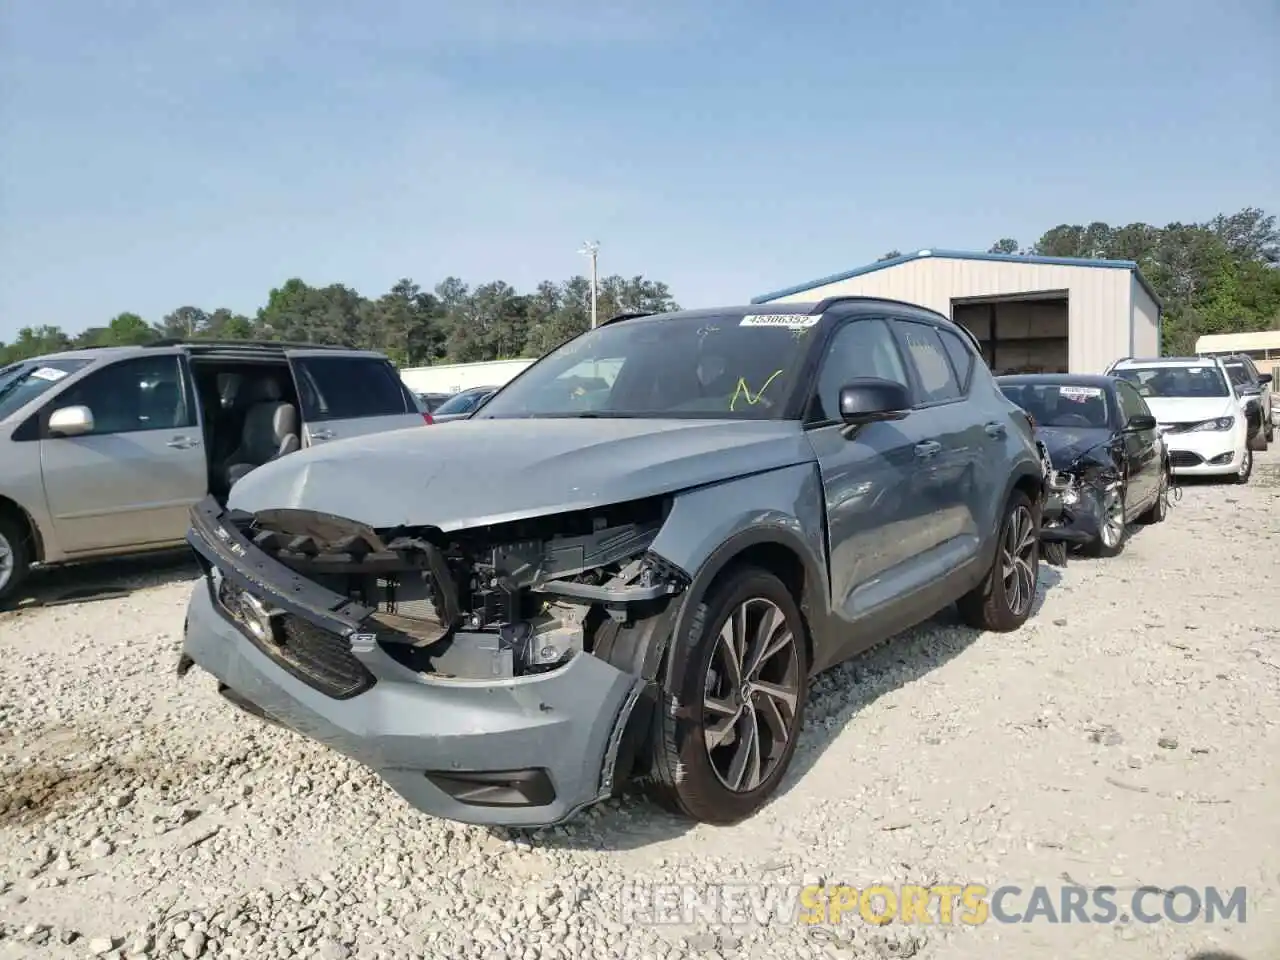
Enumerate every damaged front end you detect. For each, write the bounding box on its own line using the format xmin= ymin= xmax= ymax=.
xmin=1037 ymin=443 xmax=1121 ymax=555
xmin=225 ymin=495 xmax=687 ymax=682
xmin=179 ymin=494 xmax=689 ymax=826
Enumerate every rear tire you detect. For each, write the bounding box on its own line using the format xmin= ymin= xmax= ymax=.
xmin=957 ymin=490 xmax=1040 ymax=632
xmin=0 ymin=513 xmax=32 ymax=610
xmin=1135 ymin=464 xmax=1169 ymax=525
xmin=644 ymin=566 xmax=809 ymax=825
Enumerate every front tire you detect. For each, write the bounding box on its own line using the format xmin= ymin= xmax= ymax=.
xmin=957 ymin=490 xmax=1040 ymax=632
xmin=1086 ymin=483 xmax=1127 ymax=558
xmin=1248 ymin=425 xmax=1268 ymax=452
xmin=1233 ymin=446 xmax=1253 ymax=484
xmin=644 ymin=567 xmax=809 ymax=825
xmin=0 ymin=514 xmax=32 ymax=610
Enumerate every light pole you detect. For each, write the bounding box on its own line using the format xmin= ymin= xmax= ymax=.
xmin=578 ymin=241 xmax=600 ymax=328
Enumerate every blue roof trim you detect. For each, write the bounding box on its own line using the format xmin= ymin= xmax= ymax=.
xmin=751 ymin=248 xmax=1164 ymax=310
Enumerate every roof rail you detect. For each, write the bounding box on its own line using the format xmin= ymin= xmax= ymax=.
xmin=600 ymin=311 xmax=655 ymax=326
xmin=144 ymin=338 xmax=353 ymax=351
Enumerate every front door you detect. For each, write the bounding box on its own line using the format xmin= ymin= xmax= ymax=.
xmin=1115 ymin=379 xmax=1160 ymax=512
xmin=805 ymin=318 xmax=933 ymax=635
xmin=38 ymin=354 xmax=208 ymax=554
xmin=286 ymin=351 xmax=426 ymax=446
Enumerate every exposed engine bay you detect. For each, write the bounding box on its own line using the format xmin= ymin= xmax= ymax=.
xmin=226 ymin=497 xmax=689 ymax=680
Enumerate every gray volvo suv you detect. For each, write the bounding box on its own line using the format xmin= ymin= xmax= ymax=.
xmin=180 ymin=297 xmax=1056 ymax=828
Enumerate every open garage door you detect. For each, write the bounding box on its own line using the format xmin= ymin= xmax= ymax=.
xmin=952 ymin=293 xmax=1068 ymax=374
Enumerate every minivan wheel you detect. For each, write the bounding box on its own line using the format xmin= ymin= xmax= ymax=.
xmin=1233 ymin=447 xmax=1253 ymax=484
xmin=0 ymin=514 xmax=32 ymax=609
xmin=645 ymin=566 xmax=809 ymax=825
xmin=957 ymin=490 xmax=1039 ymax=632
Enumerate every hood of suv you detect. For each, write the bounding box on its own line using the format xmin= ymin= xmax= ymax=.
xmin=226 ymin=417 xmax=816 ymax=531
xmin=1142 ymin=396 xmax=1238 ymax=427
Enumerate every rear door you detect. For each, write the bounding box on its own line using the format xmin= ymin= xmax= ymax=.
xmin=285 ymin=350 xmax=425 ymax=446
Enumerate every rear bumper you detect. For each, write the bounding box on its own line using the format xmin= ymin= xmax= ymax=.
xmin=181 ymin=497 xmax=644 ymax=828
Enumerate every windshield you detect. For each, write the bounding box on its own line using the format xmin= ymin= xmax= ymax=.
xmin=476 ymin=311 xmax=819 ymax=420
xmin=1113 ymin=365 xmax=1229 ymax=399
xmin=0 ymin=358 xmax=93 ymax=421
xmin=1224 ymin=363 xmax=1251 ymax=387
xmin=433 ymin=388 xmax=494 ymax=416
xmin=1000 ymin=382 xmax=1112 ymax=429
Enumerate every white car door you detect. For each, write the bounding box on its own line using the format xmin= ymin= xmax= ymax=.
xmin=285 ymin=349 xmax=426 ymax=447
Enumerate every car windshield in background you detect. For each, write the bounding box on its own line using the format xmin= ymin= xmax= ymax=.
xmin=476 ymin=311 xmax=819 ymax=420
xmin=999 ymin=383 xmax=1112 ymax=429
xmin=433 ymin=389 xmax=493 ymax=416
xmin=1224 ymin=363 xmax=1250 ymax=387
xmin=0 ymin=358 xmax=93 ymax=421
xmin=1113 ymin=365 xmax=1229 ymax=398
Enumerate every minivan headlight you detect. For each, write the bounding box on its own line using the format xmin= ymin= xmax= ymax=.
xmin=1189 ymin=417 xmax=1234 ymax=432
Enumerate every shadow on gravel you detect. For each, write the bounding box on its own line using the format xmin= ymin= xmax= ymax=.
xmin=777 ymin=563 xmax=1063 ymax=803
xmin=519 ymin=565 xmax=1066 ymax=851
xmin=2 ymin=548 xmax=199 ymax=613
xmin=1185 ymin=952 xmax=1250 ymax=960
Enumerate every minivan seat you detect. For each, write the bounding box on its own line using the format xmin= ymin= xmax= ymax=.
xmin=223 ymin=379 xmax=300 ymax=488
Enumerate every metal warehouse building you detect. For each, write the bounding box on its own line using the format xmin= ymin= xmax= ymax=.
xmin=752 ymin=249 xmax=1163 ymax=375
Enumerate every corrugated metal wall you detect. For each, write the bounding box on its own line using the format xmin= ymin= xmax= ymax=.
xmin=763 ymin=257 xmax=1134 ymax=373
xmin=1130 ymin=276 xmax=1160 ymax=357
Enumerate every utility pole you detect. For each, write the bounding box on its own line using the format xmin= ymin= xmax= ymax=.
xmin=579 ymin=241 xmax=600 ymax=328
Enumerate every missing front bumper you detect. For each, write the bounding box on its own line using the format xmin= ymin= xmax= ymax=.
xmin=178 ymin=495 xmax=646 ymax=827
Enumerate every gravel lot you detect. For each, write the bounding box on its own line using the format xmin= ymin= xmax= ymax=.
xmin=2 ymin=457 xmax=1278 ymax=960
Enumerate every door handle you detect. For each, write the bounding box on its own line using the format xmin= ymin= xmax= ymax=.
xmin=914 ymin=440 xmax=942 ymax=459
xmin=984 ymin=421 xmax=1006 ymax=438
xmin=310 ymin=429 xmax=335 ymax=441
xmin=166 ymin=436 xmax=200 ymax=449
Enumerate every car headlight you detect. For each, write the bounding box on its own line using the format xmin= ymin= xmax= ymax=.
xmin=1189 ymin=416 xmax=1234 ymax=432
xmin=211 ymin=566 xmax=280 ymax=644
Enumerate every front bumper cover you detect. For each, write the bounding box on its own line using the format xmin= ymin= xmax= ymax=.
xmin=181 ymin=495 xmax=645 ymax=828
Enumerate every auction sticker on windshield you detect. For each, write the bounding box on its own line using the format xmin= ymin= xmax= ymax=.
xmin=30 ymin=367 xmax=69 ymax=382
xmin=1060 ymin=386 xmax=1102 ymax=401
xmin=740 ymin=313 xmax=822 ymax=328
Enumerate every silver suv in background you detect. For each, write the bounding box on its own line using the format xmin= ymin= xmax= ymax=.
xmin=1220 ymin=354 xmax=1274 ymax=451
xmin=0 ymin=340 xmax=428 ymax=605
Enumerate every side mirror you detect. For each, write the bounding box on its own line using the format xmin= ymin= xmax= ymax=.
xmin=1123 ymin=413 xmax=1157 ymax=432
xmin=838 ymin=378 xmax=911 ymax=427
xmin=1259 ymin=373 xmax=1273 ymax=386
xmin=48 ymin=405 xmax=95 ymax=437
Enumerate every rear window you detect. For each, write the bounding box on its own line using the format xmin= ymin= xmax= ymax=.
xmin=292 ymin=356 xmax=413 ymax=422
xmin=0 ymin=358 xmax=94 ymax=421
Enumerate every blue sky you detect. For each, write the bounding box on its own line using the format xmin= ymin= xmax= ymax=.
xmin=1 ymin=0 xmax=1277 ymax=339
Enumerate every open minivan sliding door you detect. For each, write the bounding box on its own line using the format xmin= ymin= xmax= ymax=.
xmin=285 ymin=350 xmax=427 ymax=447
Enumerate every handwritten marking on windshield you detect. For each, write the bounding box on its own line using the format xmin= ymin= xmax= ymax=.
xmin=729 ymin=370 xmax=783 ymax=411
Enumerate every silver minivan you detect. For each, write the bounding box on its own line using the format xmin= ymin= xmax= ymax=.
xmin=0 ymin=340 xmax=429 ymax=604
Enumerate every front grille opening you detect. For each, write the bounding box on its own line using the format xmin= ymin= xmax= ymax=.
xmin=214 ymin=575 xmax=375 ymax=700
xmin=1169 ymin=451 xmax=1204 ymax=468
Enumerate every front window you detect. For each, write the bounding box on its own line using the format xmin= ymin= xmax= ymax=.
xmin=1114 ymin=365 xmax=1229 ymax=398
xmin=476 ymin=311 xmax=819 ymax=419
xmin=0 ymin=358 xmax=93 ymax=421
xmin=999 ymin=382 xmax=1112 ymax=429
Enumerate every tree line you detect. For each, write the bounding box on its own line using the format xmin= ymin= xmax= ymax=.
xmin=3 ymin=207 xmax=1277 ymax=368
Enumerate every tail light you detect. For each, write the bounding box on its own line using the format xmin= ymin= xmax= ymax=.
xmin=422 ymin=413 xmax=434 ymax=425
